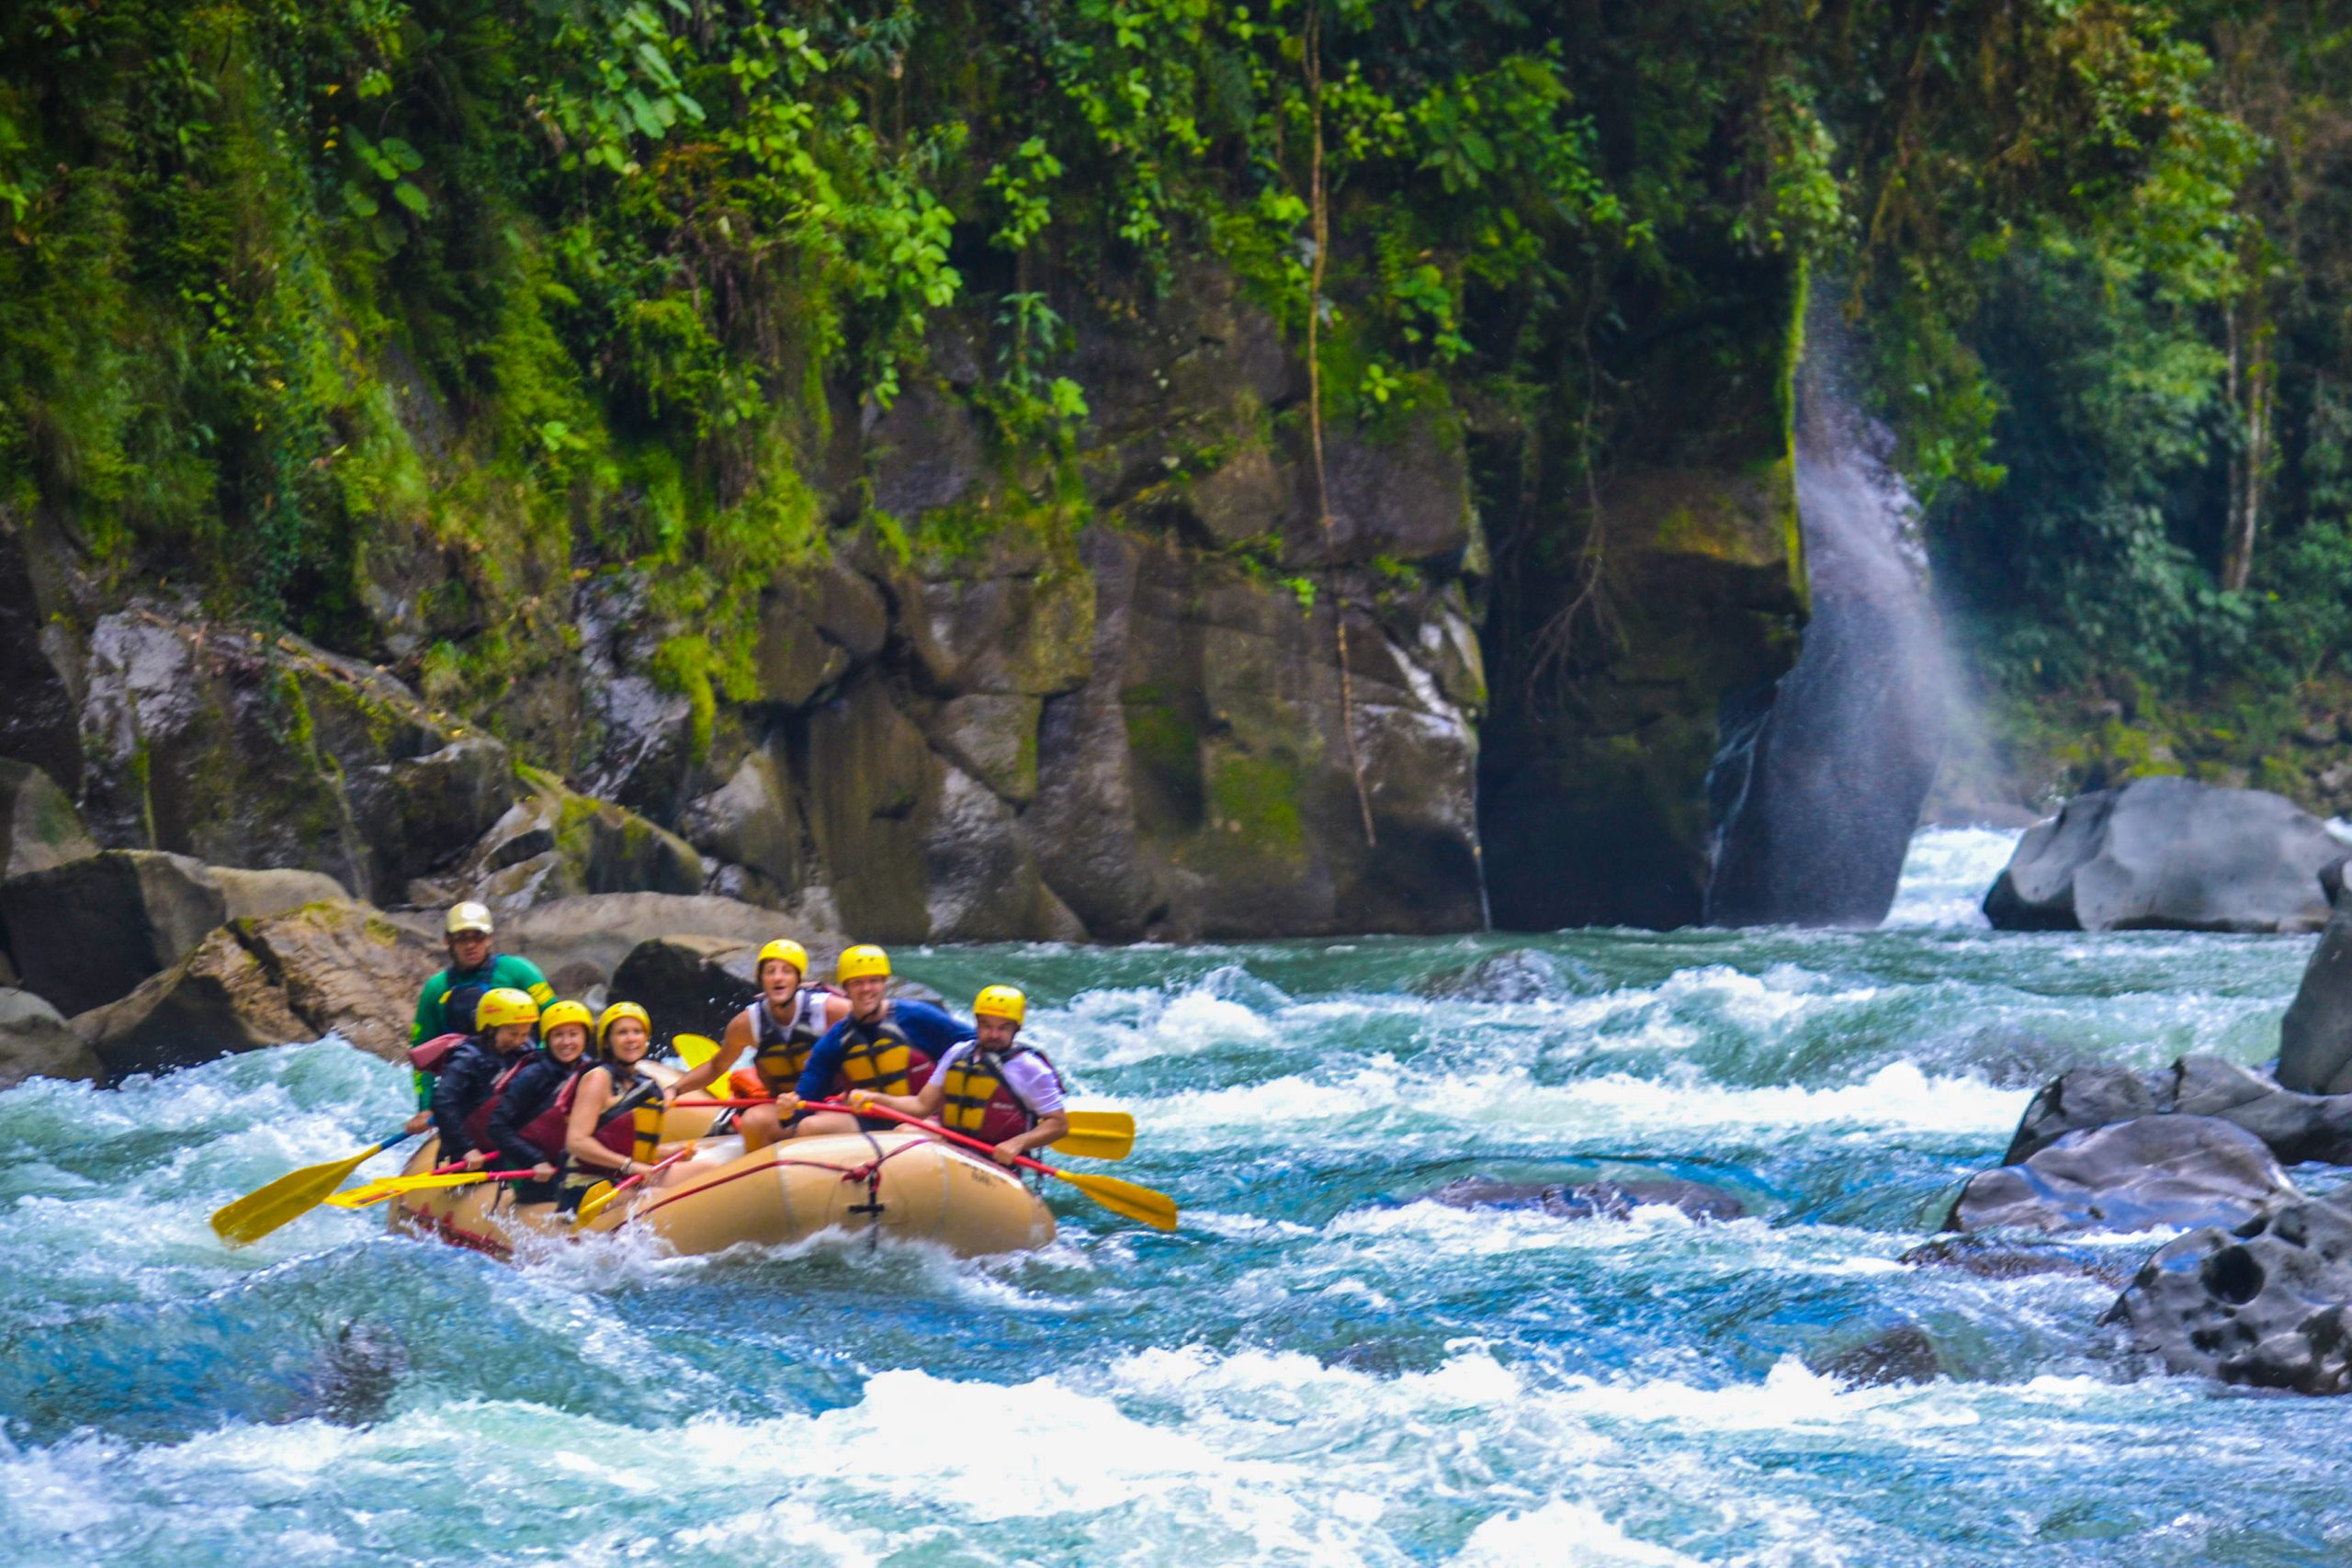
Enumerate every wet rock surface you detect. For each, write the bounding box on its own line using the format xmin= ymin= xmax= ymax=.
xmin=2007 ymin=1055 xmax=2352 ymax=1168
xmin=1897 ymin=1236 xmax=2134 ymax=1286
xmin=1807 ymin=1324 xmax=1943 ymax=1388
xmin=1984 ymin=777 xmax=2343 ymax=933
xmin=0 ymin=987 xmax=101 ymax=1088
xmin=1947 ymin=1114 xmax=2298 ymax=1236
xmin=2112 ymin=1192 xmax=2352 ymax=1394
xmin=1 ymin=850 xmax=226 ymax=1017
xmin=2279 ymin=877 xmax=2352 ymax=1093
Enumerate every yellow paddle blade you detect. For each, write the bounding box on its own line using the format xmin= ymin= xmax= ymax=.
xmin=1057 ymin=1169 xmax=1178 ymax=1232
xmin=210 ymin=1141 xmax=390 ymax=1247
xmin=573 ymin=1179 xmax=621 ymax=1225
xmin=1053 ymin=1125 xmax=1133 ymax=1162
xmin=673 ymin=1032 xmax=731 ymax=1099
xmin=1056 ymin=1109 xmax=1135 ymax=1161
xmin=325 ymin=1171 xmax=488 ymax=1208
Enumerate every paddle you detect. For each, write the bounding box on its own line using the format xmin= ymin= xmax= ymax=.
xmin=672 ymin=1032 xmax=731 ymax=1099
xmin=324 ymin=1169 xmax=539 ymax=1209
xmin=209 ymin=1126 xmax=419 ymax=1247
xmin=662 ymin=1098 xmax=1136 ymax=1161
xmin=574 ymin=1145 xmax=695 ymax=1225
xmin=811 ymin=1099 xmax=1177 ymax=1232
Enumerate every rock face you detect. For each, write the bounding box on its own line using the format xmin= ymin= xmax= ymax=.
xmin=1433 ymin=1174 xmax=1747 ymax=1223
xmin=0 ymin=761 xmax=96 ymax=882
xmin=2006 ymin=1055 xmax=2352 ymax=1168
xmin=1 ymin=850 xmax=226 ymax=1016
xmin=1702 ymin=311 xmax=1948 ymax=929
xmin=607 ymin=935 xmax=763 ymax=1043
xmin=2280 ymin=879 xmax=2352 ymax=1094
xmin=1984 ymin=777 xmax=2343 ymax=933
xmin=1945 ymin=1114 xmax=2297 ymax=1235
xmin=2112 ymin=1192 xmax=2352 ymax=1394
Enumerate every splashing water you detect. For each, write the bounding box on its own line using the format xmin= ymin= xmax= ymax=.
xmin=3 ymin=827 xmax=2345 ymax=1565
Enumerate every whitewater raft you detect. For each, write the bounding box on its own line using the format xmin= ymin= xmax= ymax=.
xmin=388 ymin=1123 xmax=1057 ymax=1261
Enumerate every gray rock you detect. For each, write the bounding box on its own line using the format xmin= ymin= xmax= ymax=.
xmin=2280 ymin=881 xmax=2352 ymax=1093
xmin=435 ymin=772 xmax=702 ymax=912
xmin=423 ymin=893 xmax=842 ymax=995
xmin=608 ymin=934 xmax=763 ymax=1043
xmin=0 ymin=515 xmax=82 ymax=790
xmin=1415 ymin=949 xmax=1596 ymax=1004
xmin=209 ymin=866 xmax=350 ymax=922
xmin=755 ymin=563 xmax=888 ymax=708
xmin=0 ymin=987 xmax=102 ymax=1088
xmin=680 ymin=750 xmax=808 ymax=895
xmin=1897 ymin=1236 xmax=2133 ymax=1286
xmin=1946 ymin=1114 xmax=2297 ymax=1236
xmin=1181 ymin=444 xmax=1295 ymax=550
xmin=926 ymin=694 xmax=1042 ymax=805
xmin=1984 ymin=777 xmax=2343 ymax=933
xmin=571 ymin=571 xmax=695 ymax=818
xmin=2111 ymin=1191 xmax=2352 ymax=1394
xmin=74 ymin=926 xmax=312 ymax=1080
xmin=2005 ymin=1055 xmax=2352 ymax=1168
xmin=867 ymin=383 xmax=985 ymax=520
xmin=0 ymin=850 xmax=226 ymax=1016
xmin=1320 ymin=423 xmax=1473 ymax=564
xmin=0 ymin=761 xmax=96 ymax=881
xmin=1432 ymin=1174 xmax=1746 ymax=1224
xmin=345 ymin=737 xmax=515 ymax=894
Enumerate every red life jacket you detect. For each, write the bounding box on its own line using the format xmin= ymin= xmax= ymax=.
xmin=938 ymin=1043 xmax=1063 ymax=1145
xmin=408 ymin=1032 xmax=468 ymax=1074
xmin=459 ymin=1057 xmax=533 ymax=1154
xmin=466 ymin=1060 xmax=652 ymax=1165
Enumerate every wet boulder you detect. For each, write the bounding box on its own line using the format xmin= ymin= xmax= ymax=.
xmin=1415 ymin=949 xmax=1597 ymax=1004
xmin=2005 ymin=1055 xmax=2352 ymax=1168
xmin=1897 ymin=1235 xmax=2133 ymax=1286
xmin=1434 ymin=1174 xmax=1747 ymax=1224
xmin=2111 ymin=1192 xmax=2352 ymax=1394
xmin=1947 ymin=1114 xmax=2297 ymax=1236
xmin=424 ymin=769 xmax=703 ymax=911
xmin=209 ymin=867 xmax=351 ymax=921
xmin=0 ymin=850 xmax=225 ymax=1016
xmin=0 ymin=988 xmax=102 ymax=1088
xmin=608 ymin=935 xmax=763 ymax=1043
xmin=1984 ymin=777 xmax=2342 ymax=933
xmin=2279 ymin=877 xmax=2352 ymax=1094
xmin=73 ymin=927 xmax=312 ymax=1080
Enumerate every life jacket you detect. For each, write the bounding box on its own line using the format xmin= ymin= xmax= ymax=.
xmin=939 ymin=1043 xmax=1063 ymax=1145
xmin=560 ymin=1066 xmax=662 ymax=1189
xmin=744 ymin=989 xmax=831 ymax=1094
xmin=408 ymin=1032 xmax=469 ymax=1074
xmin=460 ymin=1055 xmax=537 ymax=1154
xmin=435 ymin=965 xmax=504 ymax=1037
xmin=828 ymin=1003 xmax=938 ymax=1100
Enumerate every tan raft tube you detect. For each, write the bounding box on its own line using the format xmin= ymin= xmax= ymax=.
xmin=387 ymin=1125 xmax=1056 ymax=1261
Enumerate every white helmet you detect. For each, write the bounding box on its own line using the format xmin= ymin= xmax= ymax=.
xmin=445 ymin=901 xmax=494 ymax=937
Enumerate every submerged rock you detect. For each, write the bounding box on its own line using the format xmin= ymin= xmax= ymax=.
xmin=1434 ymin=1174 xmax=1746 ymax=1224
xmin=1984 ymin=777 xmax=2341 ymax=933
xmin=1947 ymin=1114 xmax=2297 ymax=1236
xmin=1415 ymin=949 xmax=1596 ymax=1004
xmin=301 ymin=1323 xmax=407 ymax=1427
xmin=1807 ymin=1324 xmax=1941 ymax=1387
xmin=1896 ymin=1236 xmax=2133 ymax=1286
xmin=2111 ymin=1193 xmax=2352 ymax=1394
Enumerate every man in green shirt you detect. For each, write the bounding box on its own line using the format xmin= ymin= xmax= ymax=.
xmin=406 ymin=901 xmax=555 ymax=1132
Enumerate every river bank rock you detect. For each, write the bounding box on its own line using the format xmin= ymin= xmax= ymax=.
xmin=73 ymin=899 xmax=440 ymax=1077
xmin=1434 ymin=1174 xmax=1747 ymax=1223
xmin=0 ymin=850 xmax=225 ymax=1016
xmin=0 ymin=988 xmax=101 ymax=1087
xmin=416 ymin=767 xmax=703 ymax=912
xmin=608 ymin=935 xmax=763 ymax=1043
xmin=2279 ymin=875 xmax=2352 ymax=1094
xmin=1984 ymin=777 xmax=2343 ymax=933
xmin=2110 ymin=1191 xmax=2352 ymax=1394
xmin=2006 ymin=1055 xmax=2352 ymax=1168
xmin=1946 ymin=1114 xmax=2297 ymax=1236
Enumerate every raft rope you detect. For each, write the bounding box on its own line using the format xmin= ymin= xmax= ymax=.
xmin=626 ymin=1134 xmax=924 ymax=1228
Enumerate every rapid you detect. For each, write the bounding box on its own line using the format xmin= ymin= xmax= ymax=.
xmin=6 ymin=826 xmax=2349 ymax=1567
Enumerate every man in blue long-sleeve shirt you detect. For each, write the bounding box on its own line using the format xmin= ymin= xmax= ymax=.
xmin=790 ymin=944 xmax=967 ymax=1139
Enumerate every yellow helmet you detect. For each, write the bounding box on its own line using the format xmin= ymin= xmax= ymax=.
xmin=973 ymin=985 xmax=1027 ymax=1026
xmin=837 ymin=944 xmax=891 ymax=983
xmin=474 ymin=987 xmax=540 ymax=1030
xmin=445 ymin=901 xmax=494 ymax=936
xmin=596 ymin=1000 xmax=652 ymax=1055
xmin=756 ymin=939 xmax=809 ymax=978
xmin=539 ymin=1000 xmax=594 ymax=1040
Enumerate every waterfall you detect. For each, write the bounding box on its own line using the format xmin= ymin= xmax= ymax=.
xmin=1703 ymin=305 xmax=1952 ymax=927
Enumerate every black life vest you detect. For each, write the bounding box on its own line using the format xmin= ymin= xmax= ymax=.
xmin=939 ymin=1043 xmax=1062 ymax=1145
xmin=435 ymin=968 xmax=501 ymax=1037
xmin=460 ymin=1054 xmax=536 ymax=1153
xmin=560 ymin=1066 xmax=663 ymax=1190
xmin=828 ymin=1003 xmax=937 ymax=1100
xmin=745 ymin=990 xmax=829 ymax=1093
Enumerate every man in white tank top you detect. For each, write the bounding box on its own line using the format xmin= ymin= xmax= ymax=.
xmin=664 ymin=939 xmax=848 ymax=1150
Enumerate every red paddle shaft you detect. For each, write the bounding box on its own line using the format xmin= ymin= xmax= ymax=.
xmin=802 ymin=1099 xmax=1050 ymax=1176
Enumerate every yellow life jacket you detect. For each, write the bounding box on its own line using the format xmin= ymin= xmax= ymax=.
xmin=939 ymin=1043 xmax=1062 ymax=1144
xmin=745 ymin=990 xmax=828 ymax=1094
xmin=830 ymin=1004 xmax=937 ymax=1099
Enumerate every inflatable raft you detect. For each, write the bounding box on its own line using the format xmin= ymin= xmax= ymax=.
xmin=387 ymin=1125 xmax=1056 ymax=1261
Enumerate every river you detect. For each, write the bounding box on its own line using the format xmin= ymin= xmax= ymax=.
xmin=4 ymin=826 xmax=2347 ymax=1566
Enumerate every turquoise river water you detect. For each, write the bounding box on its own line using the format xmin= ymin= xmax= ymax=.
xmin=5 ymin=827 xmax=2351 ymax=1566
